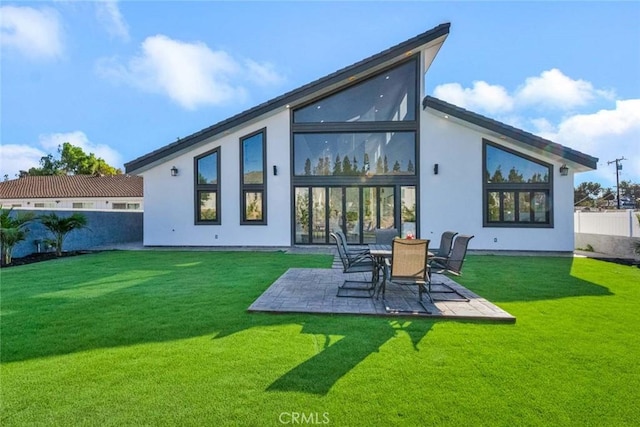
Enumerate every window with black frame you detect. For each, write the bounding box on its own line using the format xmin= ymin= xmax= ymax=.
xmin=483 ymin=141 xmax=552 ymax=227
xmin=240 ymin=129 xmax=266 ymax=224
xmin=195 ymin=147 xmax=221 ymax=224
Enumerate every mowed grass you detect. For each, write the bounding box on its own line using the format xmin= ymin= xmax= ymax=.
xmin=1 ymin=250 xmax=639 ymax=426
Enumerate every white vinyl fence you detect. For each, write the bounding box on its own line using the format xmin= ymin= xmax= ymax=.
xmin=574 ymin=210 xmax=640 ymax=237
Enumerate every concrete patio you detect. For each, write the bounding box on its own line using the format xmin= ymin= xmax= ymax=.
xmin=248 ymin=256 xmax=516 ymax=322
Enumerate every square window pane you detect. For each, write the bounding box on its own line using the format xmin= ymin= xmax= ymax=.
xmin=199 ymin=191 xmax=217 ymax=221
xmin=244 ymin=191 xmax=263 ymax=221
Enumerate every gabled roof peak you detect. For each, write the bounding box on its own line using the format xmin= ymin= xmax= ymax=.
xmin=125 ymin=23 xmax=450 ymax=174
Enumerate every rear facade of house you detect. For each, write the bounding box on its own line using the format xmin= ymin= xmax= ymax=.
xmin=125 ymin=23 xmax=597 ymax=252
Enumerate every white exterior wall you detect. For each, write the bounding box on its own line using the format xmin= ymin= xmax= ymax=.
xmin=141 ymin=110 xmax=291 ymax=247
xmin=419 ymin=110 xmax=577 ymax=252
xmin=1 ymin=197 xmax=143 ymax=211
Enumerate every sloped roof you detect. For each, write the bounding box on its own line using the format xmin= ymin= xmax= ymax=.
xmin=0 ymin=175 xmax=143 ymax=199
xmin=423 ymin=96 xmax=598 ymax=170
xmin=125 ymin=23 xmax=451 ymax=174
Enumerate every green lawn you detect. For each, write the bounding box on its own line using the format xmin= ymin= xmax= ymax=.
xmin=1 ymin=251 xmax=638 ymax=426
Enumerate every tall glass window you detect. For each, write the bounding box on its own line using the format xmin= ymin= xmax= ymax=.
xmin=294 ymin=132 xmax=416 ymax=177
xmin=483 ymin=141 xmax=552 ymax=227
xmin=240 ymin=129 xmax=266 ymax=224
xmin=293 ymin=60 xmax=416 ymax=123
xmin=195 ymin=147 xmax=220 ymax=224
xmin=291 ymin=59 xmax=420 ymax=244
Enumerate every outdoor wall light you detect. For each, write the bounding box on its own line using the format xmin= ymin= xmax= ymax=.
xmin=273 ymin=165 xmax=278 ymax=176
xmin=170 ymin=166 xmax=179 ymax=177
xmin=433 ymin=163 xmax=439 ymax=175
xmin=559 ymin=164 xmax=569 ymax=176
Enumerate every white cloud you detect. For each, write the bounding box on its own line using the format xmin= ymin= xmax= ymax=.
xmin=0 ymin=132 xmax=124 ymax=180
xmin=0 ymin=145 xmax=46 ymax=179
xmin=0 ymin=5 xmax=64 ymax=60
xmin=97 ymin=35 xmax=286 ymax=110
xmin=515 ymin=68 xmax=614 ymax=110
xmin=95 ymin=0 xmax=129 ymax=41
xmin=539 ymin=100 xmax=640 ymax=185
xmin=433 ymin=81 xmax=514 ymax=114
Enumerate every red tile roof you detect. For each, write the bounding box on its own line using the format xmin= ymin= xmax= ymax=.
xmin=0 ymin=175 xmax=143 ymax=199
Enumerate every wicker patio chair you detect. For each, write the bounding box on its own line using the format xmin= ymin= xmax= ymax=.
xmin=380 ymin=238 xmax=432 ymax=313
xmin=331 ymin=232 xmax=377 ymax=298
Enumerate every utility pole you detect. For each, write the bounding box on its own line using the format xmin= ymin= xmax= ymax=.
xmin=607 ymin=157 xmax=626 ymax=209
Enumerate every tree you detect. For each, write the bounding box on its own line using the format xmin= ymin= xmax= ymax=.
xmin=333 ymin=154 xmax=342 ymax=175
xmin=342 ymin=156 xmax=352 ymax=175
xmin=392 ymin=160 xmax=401 ymax=173
xmin=304 ymin=158 xmax=312 ymax=176
xmin=574 ymin=182 xmax=603 ymax=207
xmin=23 ymin=142 xmax=120 ymax=176
xmin=0 ymin=207 xmax=35 ymax=265
xmin=38 ymin=212 xmax=88 ymax=256
xmin=407 ymin=160 xmax=415 ymax=174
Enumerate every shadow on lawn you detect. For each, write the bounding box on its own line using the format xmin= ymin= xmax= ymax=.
xmin=0 ymin=252 xmax=616 ymax=396
xmin=264 ymin=319 xmax=432 ymax=395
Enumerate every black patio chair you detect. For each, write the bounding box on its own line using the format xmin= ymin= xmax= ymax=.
xmin=374 ymin=228 xmax=399 ymax=245
xmin=380 ymin=238 xmax=432 ymax=314
xmin=331 ymin=232 xmax=377 ymax=298
xmin=432 ymin=231 xmax=458 ymax=260
xmin=334 ymin=229 xmax=369 ymax=259
xmin=428 ymin=234 xmax=474 ymax=301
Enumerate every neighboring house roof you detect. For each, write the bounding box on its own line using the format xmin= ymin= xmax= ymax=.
xmin=423 ymin=96 xmax=598 ymax=170
xmin=0 ymin=175 xmax=143 ymax=199
xmin=125 ymin=23 xmax=451 ymax=174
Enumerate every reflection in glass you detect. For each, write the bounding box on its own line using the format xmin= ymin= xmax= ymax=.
xmin=380 ymin=187 xmax=395 ymax=229
xmin=486 ymin=145 xmax=549 ymax=183
xmin=242 ymin=133 xmax=264 ymax=185
xmin=518 ymin=193 xmax=531 ymax=222
xmin=197 ymin=152 xmax=218 ymax=184
xmin=312 ymin=187 xmax=326 ymax=244
xmin=345 ymin=188 xmax=360 ymax=243
xmin=295 ymin=188 xmax=309 ymax=243
xmin=488 ymin=192 xmax=500 ymax=222
xmin=329 ymin=188 xmax=343 ymax=234
xmin=198 ymin=191 xmax=217 ymax=221
xmin=401 ymin=186 xmax=416 ymax=237
xmin=244 ymin=191 xmax=263 ymax=221
xmin=294 ymin=61 xmax=416 ymax=123
xmin=363 ymin=187 xmax=378 ymax=243
xmin=503 ymin=192 xmax=515 ymax=222
xmin=533 ymin=192 xmax=548 ymax=222
xmin=294 ymin=132 xmax=415 ymax=176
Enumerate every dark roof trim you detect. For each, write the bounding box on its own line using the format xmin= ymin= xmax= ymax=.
xmin=125 ymin=23 xmax=451 ymax=173
xmin=423 ymin=96 xmax=598 ymax=169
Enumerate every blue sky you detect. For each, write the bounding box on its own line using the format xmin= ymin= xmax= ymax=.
xmin=1 ymin=1 xmax=639 ymax=188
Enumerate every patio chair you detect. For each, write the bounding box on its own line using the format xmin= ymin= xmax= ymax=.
xmin=334 ymin=229 xmax=369 ymax=259
xmin=433 ymin=231 xmax=458 ymax=259
xmin=428 ymin=234 xmax=474 ymax=301
xmin=331 ymin=232 xmax=377 ymax=298
xmin=375 ymin=228 xmax=399 ymax=245
xmin=380 ymin=238 xmax=432 ymax=313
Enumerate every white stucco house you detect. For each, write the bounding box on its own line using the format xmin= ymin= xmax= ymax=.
xmin=125 ymin=23 xmax=597 ymax=252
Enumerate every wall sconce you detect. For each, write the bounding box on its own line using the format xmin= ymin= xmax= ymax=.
xmin=559 ymin=164 xmax=569 ymax=176
xmin=273 ymin=165 xmax=278 ymax=176
xmin=433 ymin=163 xmax=439 ymax=175
xmin=170 ymin=166 xmax=179 ymax=177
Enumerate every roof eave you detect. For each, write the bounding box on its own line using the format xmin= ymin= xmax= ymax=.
xmin=423 ymin=96 xmax=598 ymax=171
xmin=125 ymin=23 xmax=451 ymax=174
